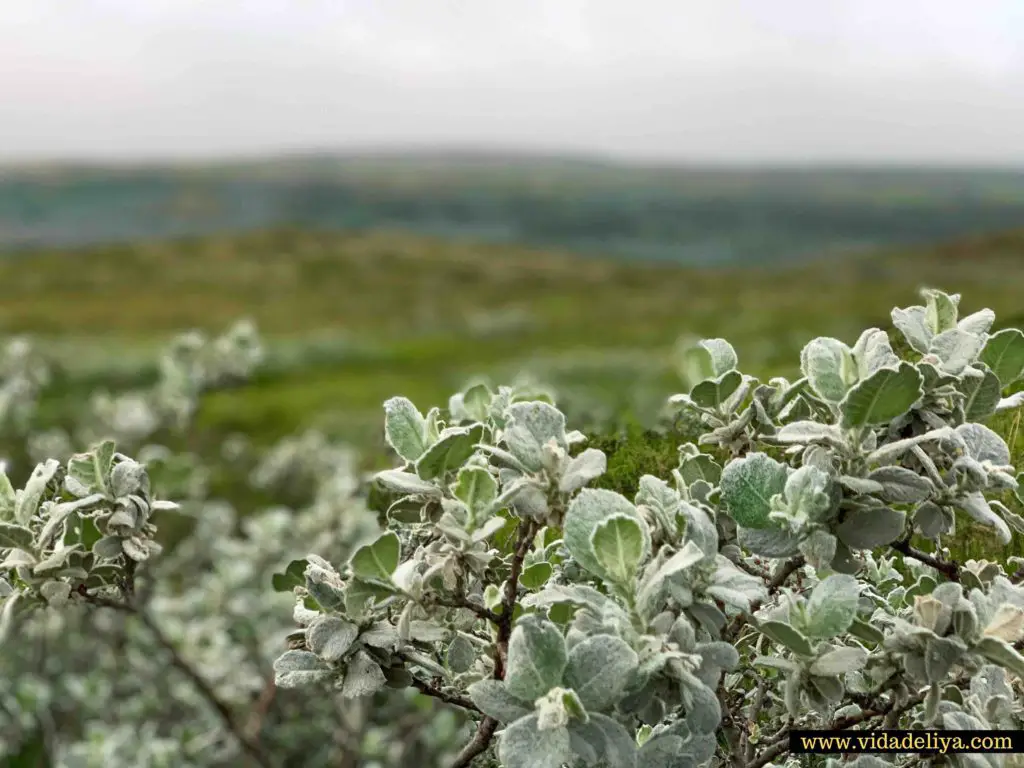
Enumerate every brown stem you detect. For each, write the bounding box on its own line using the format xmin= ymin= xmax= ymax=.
xmin=410 ymin=676 xmax=480 ymax=713
xmin=747 ymin=677 xmax=952 ymax=768
xmin=78 ymin=586 xmax=274 ymax=768
xmin=451 ymin=717 xmax=500 ymax=768
xmin=450 ymin=519 xmax=537 ymax=768
xmin=891 ymin=537 xmax=961 ymax=583
xmin=725 ymin=556 xmax=805 ymax=642
xmin=244 ymin=677 xmax=277 ymax=745
xmin=745 ymin=732 xmax=792 ymax=768
xmin=429 ymin=594 xmax=503 ymax=625
xmin=740 ymin=678 xmax=769 ymax=765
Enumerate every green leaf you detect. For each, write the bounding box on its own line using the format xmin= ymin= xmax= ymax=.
xmin=682 ymin=680 xmax=721 ymax=733
xmin=33 ymin=546 xmax=81 ymax=575
xmin=839 ymin=363 xmax=923 ymax=429
xmin=959 ymin=368 xmax=1002 ymax=422
xmin=974 ymin=637 xmax=1024 ymax=680
xmin=519 ymin=562 xmax=553 ymax=590
xmin=497 ymin=715 xmax=573 ymax=768
xmin=866 ymin=467 xmax=933 ymax=504
xmin=0 ymin=592 xmax=24 ymax=645
xmin=781 ymin=465 xmax=833 ymax=523
xmin=505 ymin=618 xmax=568 ymax=701
xmin=957 ymin=492 xmax=1011 ymax=545
xmin=980 ymin=328 xmax=1024 ymax=388
xmin=415 ymin=425 xmax=484 ymax=480
xmin=273 ymin=650 xmax=332 ymax=688
xmin=563 ymin=489 xmax=649 ymax=580
xmin=563 ymin=634 xmax=639 ymax=711
xmin=923 ymin=288 xmax=959 ymax=334
xmin=0 ymin=523 xmax=33 ymax=551
xmin=958 ymin=308 xmax=995 ymax=336
xmin=470 ymin=515 xmax=509 ymax=543
xmin=569 ymin=714 xmax=638 ymax=768
xmin=462 ymin=383 xmax=492 ymax=422
xmin=810 ymin=646 xmax=868 ymax=677
xmin=92 ymin=536 xmax=123 ymax=560
xmin=446 ymin=635 xmax=477 ymax=674
xmin=706 ymin=561 xmax=768 ymax=613
xmin=374 ymin=469 xmax=440 ymax=497
xmin=834 ymin=506 xmax=907 ymax=550
xmin=306 ymin=616 xmax=359 ymax=662
xmin=15 ymin=460 xmax=59 ymax=526
xmin=680 ymin=338 xmax=737 ymax=384
xmin=776 ymin=421 xmax=847 ymax=447
xmin=534 ymin=686 xmax=577 ymax=731
xmin=805 ymin=574 xmax=861 ymax=639
xmin=341 ymin=650 xmax=387 ymax=698
xmin=892 ymin=305 xmax=932 ymax=354
xmin=756 ymin=620 xmax=815 ymax=656
xmin=349 ymin=531 xmax=401 ymax=583
xmin=924 ymin=636 xmax=965 ymax=683
xmin=0 ymin=472 xmax=14 ymax=522
xmin=690 ymin=371 xmax=743 ymax=409
xmin=852 ymin=328 xmax=900 ymax=378
xmin=956 ymin=422 xmax=1011 ymax=465
xmin=698 ymin=338 xmax=738 ymax=377
xmin=737 ymin=524 xmax=802 ymax=558
xmin=558 ymin=448 xmax=607 ymax=493
xmin=453 ymin=466 xmax=497 ymax=517
xmin=849 ymin=617 xmax=885 ymax=645
xmin=503 ymin=401 xmax=567 ymax=472
xmin=39 ymin=580 xmax=71 ymax=606
xmin=801 ymin=337 xmax=857 ymax=402
xmin=271 ymin=559 xmax=308 ymax=593
xmin=636 ymin=540 xmax=706 ymax=616
xmin=719 ymin=453 xmax=788 ymax=530
xmin=383 ymin=396 xmax=429 ymax=461
xmin=930 ymin=328 xmax=987 ymax=375
xmin=799 ymin=529 xmax=838 ymax=571
xmin=66 ymin=443 xmax=114 ymax=497
xmin=467 ymin=679 xmax=532 ymax=722
xmin=675 ymin=452 xmax=722 ymax=488
xmin=590 ymin=515 xmax=645 ymax=585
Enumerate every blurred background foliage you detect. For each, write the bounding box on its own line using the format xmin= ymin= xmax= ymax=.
xmin=1 ymin=162 xmax=1022 ymax=563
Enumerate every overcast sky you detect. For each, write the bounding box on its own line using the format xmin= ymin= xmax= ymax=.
xmin=3 ymin=0 xmax=1024 ymax=164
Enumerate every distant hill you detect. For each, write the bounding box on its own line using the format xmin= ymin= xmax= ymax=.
xmin=3 ymin=151 xmax=1024 ymax=263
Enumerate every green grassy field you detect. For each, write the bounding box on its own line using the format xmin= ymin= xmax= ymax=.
xmin=5 ymin=226 xmax=1024 ymax=559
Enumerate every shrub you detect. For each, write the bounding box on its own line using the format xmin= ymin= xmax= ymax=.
xmin=3 ymin=288 xmax=1024 ymax=767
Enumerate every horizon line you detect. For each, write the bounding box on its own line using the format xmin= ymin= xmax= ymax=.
xmin=3 ymin=143 xmax=1024 ymax=173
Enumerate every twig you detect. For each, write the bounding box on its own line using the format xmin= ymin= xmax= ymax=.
xmin=725 ymin=556 xmax=805 ymax=642
xmin=732 ymin=557 xmax=770 ymax=580
xmin=450 ymin=519 xmax=537 ymax=768
xmin=429 ymin=594 xmax=502 ymax=625
xmin=410 ymin=676 xmax=480 ymax=713
xmin=451 ymin=717 xmax=499 ymax=768
xmin=891 ymin=537 xmax=961 ymax=583
xmin=740 ymin=678 xmax=770 ymax=765
xmin=746 ymin=732 xmax=791 ymax=768
xmin=77 ymin=586 xmax=274 ymax=768
xmin=244 ymin=677 xmax=277 ymax=745
xmin=747 ymin=678 xmax=951 ymax=768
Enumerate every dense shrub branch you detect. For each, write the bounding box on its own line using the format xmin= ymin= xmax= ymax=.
xmin=78 ymin=587 xmax=274 ymax=768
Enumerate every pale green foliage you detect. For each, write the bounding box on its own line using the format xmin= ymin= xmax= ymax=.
xmin=2 ymin=289 xmax=1024 ymax=768
xmin=268 ymin=288 xmax=1024 ymax=768
xmin=0 ymin=322 xmax=468 ymax=767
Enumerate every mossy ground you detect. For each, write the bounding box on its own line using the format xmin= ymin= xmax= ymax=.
xmin=5 ymin=227 xmax=1024 ymax=560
